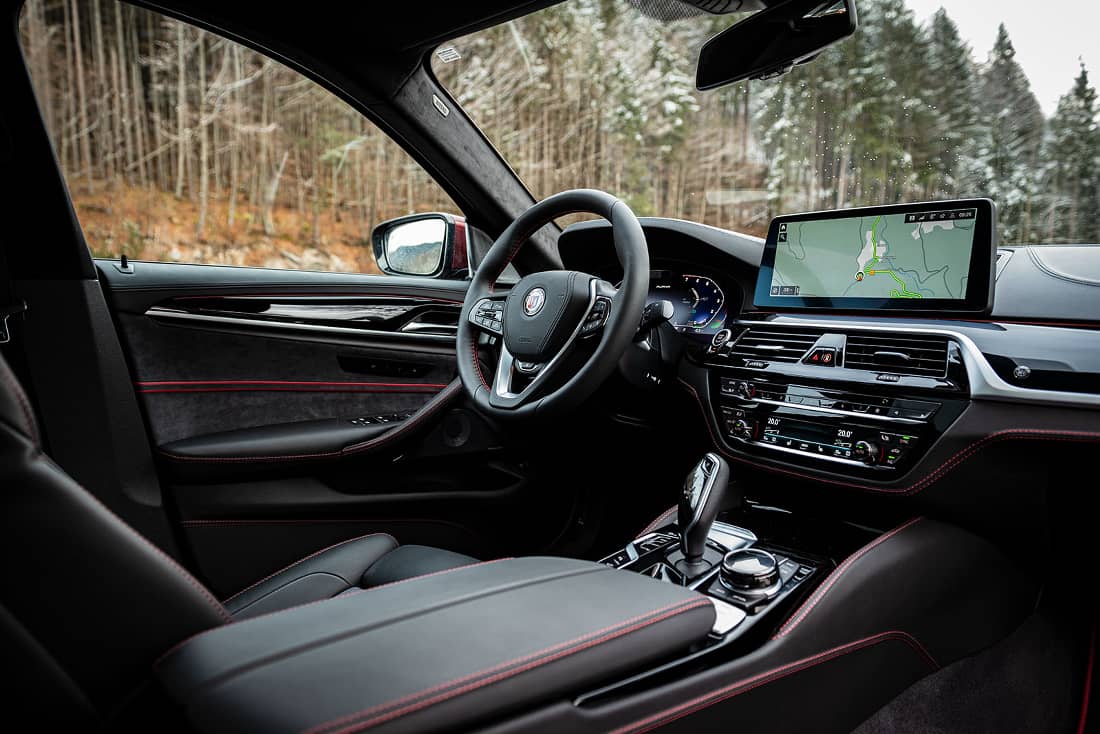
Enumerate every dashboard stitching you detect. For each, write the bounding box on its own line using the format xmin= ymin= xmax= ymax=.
xmin=608 ymin=630 xmax=938 ymax=734
xmin=679 ymin=378 xmax=1100 ymax=495
xmin=772 ymin=517 xmax=924 ymax=638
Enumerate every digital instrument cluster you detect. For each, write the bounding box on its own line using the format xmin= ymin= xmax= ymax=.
xmin=647 ymin=270 xmax=727 ymax=334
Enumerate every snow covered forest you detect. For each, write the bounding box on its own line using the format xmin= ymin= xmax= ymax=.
xmin=18 ymin=0 xmax=1100 ymax=273
xmin=438 ymin=0 xmax=1100 ymax=244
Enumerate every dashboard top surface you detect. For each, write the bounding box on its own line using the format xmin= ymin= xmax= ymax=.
xmin=560 ymin=216 xmax=1100 ymax=327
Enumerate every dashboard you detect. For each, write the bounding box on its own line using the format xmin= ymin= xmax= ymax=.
xmin=558 ymin=214 xmax=1100 ymax=514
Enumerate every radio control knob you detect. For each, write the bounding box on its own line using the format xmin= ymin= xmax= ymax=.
xmin=731 ymin=419 xmax=753 ymax=440
xmin=853 ymin=440 xmax=879 ymax=465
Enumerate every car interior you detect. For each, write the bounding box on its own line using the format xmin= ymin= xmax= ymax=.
xmin=1 ymin=0 xmax=1097 ymax=732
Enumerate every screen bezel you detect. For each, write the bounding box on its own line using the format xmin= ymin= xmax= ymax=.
xmin=753 ymin=198 xmax=996 ymax=314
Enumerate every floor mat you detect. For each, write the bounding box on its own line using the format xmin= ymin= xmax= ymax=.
xmin=852 ymin=612 xmax=1091 ymax=734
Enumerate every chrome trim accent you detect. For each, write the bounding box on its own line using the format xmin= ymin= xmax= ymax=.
xmin=709 ymin=598 xmax=747 ymax=636
xmin=726 ymin=395 xmax=925 ymax=425
xmin=398 ymin=321 xmax=458 ymax=334
xmin=491 ymin=279 xmax=599 ymax=408
xmin=729 ymin=435 xmax=879 ymax=469
xmin=146 ymin=307 xmax=455 ymax=342
xmin=710 ymin=521 xmax=758 ymax=547
xmin=736 ymin=318 xmax=1100 ymax=409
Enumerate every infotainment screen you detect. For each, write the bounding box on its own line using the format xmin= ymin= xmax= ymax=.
xmin=753 ymin=199 xmax=996 ymax=313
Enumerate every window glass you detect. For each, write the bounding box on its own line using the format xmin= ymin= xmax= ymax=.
xmin=19 ymin=0 xmax=459 ymax=273
xmin=433 ymin=0 xmax=1100 ymax=244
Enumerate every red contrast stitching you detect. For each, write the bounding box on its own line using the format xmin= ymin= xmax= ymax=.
xmin=638 ymin=506 xmax=677 ymax=537
xmin=774 ymin=517 xmax=924 ymax=639
xmin=157 ymin=559 xmax=511 ymax=668
xmin=470 ymin=333 xmax=489 ymax=389
xmin=610 ymin=630 xmax=939 ymax=734
xmin=1078 ymin=623 xmax=1096 ymax=734
xmin=173 ymin=293 xmax=464 ymax=304
xmin=304 ymin=598 xmax=711 ymax=734
xmin=158 ymin=380 xmax=461 ymax=463
xmin=37 ymin=454 xmax=233 ymax=625
xmin=136 ymin=380 xmax=447 ymax=395
xmin=679 ymin=378 xmax=1100 ymax=496
xmin=222 ymin=533 xmax=397 ymax=604
xmin=486 ymin=209 xmax=586 ymax=294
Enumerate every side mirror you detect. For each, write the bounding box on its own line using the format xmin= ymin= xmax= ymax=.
xmin=696 ymin=0 xmax=858 ymax=90
xmin=371 ymin=212 xmax=469 ymax=278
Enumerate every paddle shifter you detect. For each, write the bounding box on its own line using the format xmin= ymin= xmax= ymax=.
xmin=678 ymin=452 xmax=734 ymax=568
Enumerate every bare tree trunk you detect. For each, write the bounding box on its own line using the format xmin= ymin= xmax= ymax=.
xmin=91 ymin=0 xmax=109 ymax=180
xmin=262 ymin=150 xmax=289 ymax=236
xmin=71 ymin=0 xmax=92 ymax=188
xmin=174 ymin=23 xmax=187 ymax=198
xmin=196 ymin=34 xmax=209 ymax=237
xmin=127 ymin=6 xmax=149 ymax=188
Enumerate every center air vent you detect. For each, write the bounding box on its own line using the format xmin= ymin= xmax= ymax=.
xmin=844 ymin=333 xmax=950 ymax=377
xmin=728 ymin=327 xmax=824 ymax=363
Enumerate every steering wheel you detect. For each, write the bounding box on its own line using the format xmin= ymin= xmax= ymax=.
xmin=457 ymin=189 xmax=650 ymax=419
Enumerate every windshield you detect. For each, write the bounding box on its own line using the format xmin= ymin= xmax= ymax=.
xmin=431 ymin=0 xmax=1100 ymax=244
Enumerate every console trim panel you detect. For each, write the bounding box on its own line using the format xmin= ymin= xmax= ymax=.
xmin=733 ymin=317 xmax=1100 ymax=409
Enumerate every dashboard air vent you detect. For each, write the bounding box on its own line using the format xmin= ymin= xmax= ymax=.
xmin=844 ymin=333 xmax=950 ymax=377
xmin=729 ymin=327 xmax=824 ymax=363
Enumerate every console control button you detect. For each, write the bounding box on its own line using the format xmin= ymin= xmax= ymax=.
xmin=853 ymin=440 xmax=880 ymax=465
xmin=731 ymin=419 xmax=754 ymax=441
xmin=710 ymin=328 xmax=733 ymax=351
xmin=601 ymin=550 xmax=630 ymax=568
xmin=804 ymin=348 xmax=837 ymax=366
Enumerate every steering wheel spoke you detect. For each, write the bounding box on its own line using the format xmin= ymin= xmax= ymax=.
xmin=488 ymin=278 xmax=598 ymax=408
xmin=468 ymin=296 xmax=506 ymax=336
xmin=457 ymin=189 xmax=649 ymax=418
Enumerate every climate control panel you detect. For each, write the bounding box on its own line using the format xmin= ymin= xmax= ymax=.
xmin=713 ymin=377 xmax=955 ymax=474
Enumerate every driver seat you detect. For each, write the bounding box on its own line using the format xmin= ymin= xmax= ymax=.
xmin=0 ymin=353 xmax=476 ymax=723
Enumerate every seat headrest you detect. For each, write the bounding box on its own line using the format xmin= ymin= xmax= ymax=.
xmin=0 ymin=353 xmax=39 ymax=443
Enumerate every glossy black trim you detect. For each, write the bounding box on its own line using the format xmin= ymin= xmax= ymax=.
xmin=144 ymin=294 xmax=461 ymax=344
xmin=754 ymin=198 xmax=996 ymax=314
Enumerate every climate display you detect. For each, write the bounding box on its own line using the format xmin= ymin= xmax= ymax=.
xmin=647 ymin=270 xmax=726 ymax=334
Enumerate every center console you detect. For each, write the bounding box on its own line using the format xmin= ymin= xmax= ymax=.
xmin=600 ymin=454 xmax=826 ymax=641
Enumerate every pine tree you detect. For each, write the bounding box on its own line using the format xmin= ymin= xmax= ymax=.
xmin=1045 ymin=62 xmax=1100 ymax=242
xmin=978 ymin=24 xmax=1045 ymax=242
xmin=925 ymin=8 xmax=983 ymax=196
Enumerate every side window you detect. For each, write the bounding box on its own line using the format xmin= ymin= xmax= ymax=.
xmin=18 ymin=0 xmax=461 ymax=276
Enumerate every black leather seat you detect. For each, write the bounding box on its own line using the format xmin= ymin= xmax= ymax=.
xmin=222 ymin=534 xmax=478 ymax=620
xmin=0 ymin=353 xmax=476 ymax=723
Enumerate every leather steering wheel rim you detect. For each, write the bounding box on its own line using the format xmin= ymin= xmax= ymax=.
xmin=457 ymin=189 xmax=649 ymax=419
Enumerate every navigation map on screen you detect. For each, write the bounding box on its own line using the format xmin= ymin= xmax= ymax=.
xmin=768 ymin=207 xmax=977 ymax=300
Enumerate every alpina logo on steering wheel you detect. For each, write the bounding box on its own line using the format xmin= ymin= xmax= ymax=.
xmin=523 ymin=287 xmax=546 ymax=316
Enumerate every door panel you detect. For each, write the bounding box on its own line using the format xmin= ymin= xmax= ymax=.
xmin=97 ymin=261 xmax=580 ymax=597
xmin=119 ymin=309 xmax=455 ymax=444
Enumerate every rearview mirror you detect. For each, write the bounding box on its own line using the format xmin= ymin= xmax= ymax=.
xmin=371 ymin=213 xmax=468 ymax=278
xmin=696 ymin=0 xmax=858 ymax=91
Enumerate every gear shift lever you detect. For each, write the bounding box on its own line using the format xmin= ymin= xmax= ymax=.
xmin=679 ymin=453 xmax=734 ymax=565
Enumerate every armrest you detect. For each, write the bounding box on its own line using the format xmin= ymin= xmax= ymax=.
xmin=155 ymin=557 xmax=715 ymax=734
